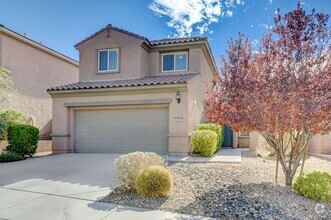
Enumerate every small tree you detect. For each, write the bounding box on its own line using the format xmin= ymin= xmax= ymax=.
xmin=0 ymin=109 xmax=28 ymax=124
xmin=204 ymin=2 xmax=331 ymax=186
xmin=0 ymin=66 xmax=14 ymax=100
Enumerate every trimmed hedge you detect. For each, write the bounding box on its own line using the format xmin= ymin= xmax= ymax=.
xmin=196 ymin=123 xmax=224 ymax=151
xmin=5 ymin=124 xmax=39 ymax=158
xmin=0 ymin=151 xmax=24 ymax=163
xmin=192 ymin=130 xmax=218 ymax=157
xmin=293 ymin=171 xmax=331 ymax=204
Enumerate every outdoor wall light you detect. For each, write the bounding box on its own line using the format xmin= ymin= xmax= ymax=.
xmin=176 ymin=91 xmax=181 ymax=103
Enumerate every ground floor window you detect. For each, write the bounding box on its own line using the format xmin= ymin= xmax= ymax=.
xmin=239 ymin=131 xmax=249 ymax=138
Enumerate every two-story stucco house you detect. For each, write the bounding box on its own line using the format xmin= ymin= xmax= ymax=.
xmin=47 ymin=24 xmax=218 ymax=156
xmin=0 ymin=25 xmax=79 ymax=151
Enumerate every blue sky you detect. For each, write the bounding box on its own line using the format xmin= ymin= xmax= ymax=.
xmin=1 ymin=0 xmax=330 ymax=65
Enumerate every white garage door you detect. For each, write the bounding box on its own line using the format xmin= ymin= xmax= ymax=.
xmin=75 ymin=107 xmax=169 ymax=154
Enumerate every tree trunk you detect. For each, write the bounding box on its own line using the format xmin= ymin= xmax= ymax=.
xmin=285 ymin=173 xmax=293 ymax=186
xmin=275 ymin=155 xmax=279 ymax=184
xmin=260 ymin=131 xmax=312 ymax=187
xmin=300 ymin=145 xmax=309 ymax=176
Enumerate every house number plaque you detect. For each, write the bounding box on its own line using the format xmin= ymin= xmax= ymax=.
xmin=174 ymin=117 xmax=183 ymax=123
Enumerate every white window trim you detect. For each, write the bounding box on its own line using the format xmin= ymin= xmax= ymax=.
xmin=239 ymin=131 xmax=250 ymax=138
xmin=162 ymin=52 xmax=188 ymax=72
xmin=97 ymin=48 xmax=119 ymax=73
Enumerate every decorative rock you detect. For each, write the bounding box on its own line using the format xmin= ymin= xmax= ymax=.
xmin=100 ymin=151 xmax=331 ymax=220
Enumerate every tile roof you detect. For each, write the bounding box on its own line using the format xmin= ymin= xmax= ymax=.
xmin=74 ymin=24 xmax=208 ymax=48
xmin=149 ymin=36 xmax=208 ymax=46
xmin=47 ymin=73 xmax=200 ymax=92
xmin=75 ymin=24 xmax=148 ymax=48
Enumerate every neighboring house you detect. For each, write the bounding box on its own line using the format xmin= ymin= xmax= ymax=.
xmin=0 ymin=25 xmax=79 ymax=150
xmin=226 ymin=130 xmax=331 ymax=155
xmin=47 ymin=24 xmax=217 ymax=156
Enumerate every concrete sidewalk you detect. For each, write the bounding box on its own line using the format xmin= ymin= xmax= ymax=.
xmin=165 ymin=148 xmax=243 ymax=163
xmin=0 ymin=186 xmax=212 ymax=220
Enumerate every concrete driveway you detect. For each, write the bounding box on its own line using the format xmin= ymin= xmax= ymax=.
xmin=0 ymin=154 xmax=210 ymax=220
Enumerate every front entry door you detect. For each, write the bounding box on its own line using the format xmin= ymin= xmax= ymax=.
xmin=222 ymin=125 xmax=233 ymax=148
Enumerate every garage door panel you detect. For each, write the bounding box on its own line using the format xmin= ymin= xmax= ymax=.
xmin=75 ymin=108 xmax=169 ymax=154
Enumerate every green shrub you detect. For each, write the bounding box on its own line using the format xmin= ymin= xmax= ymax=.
xmin=0 ymin=117 xmax=7 ymax=140
xmin=5 ymin=124 xmax=39 ymax=158
xmin=192 ymin=130 xmax=218 ymax=157
xmin=293 ymin=171 xmax=331 ymax=204
xmin=196 ymin=123 xmax=224 ymax=151
xmin=134 ymin=165 xmax=173 ymax=197
xmin=0 ymin=151 xmax=24 ymax=163
xmin=0 ymin=109 xmax=27 ymax=124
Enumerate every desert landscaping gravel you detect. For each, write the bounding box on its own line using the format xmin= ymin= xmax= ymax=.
xmin=101 ymin=151 xmax=331 ymax=219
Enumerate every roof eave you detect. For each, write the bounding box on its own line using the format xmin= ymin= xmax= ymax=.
xmin=47 ymin=83 xmax=188 ymax=96
xmin=0 ymin=25 xmax=79 ymax=66
xmin=150 ymin=40 xmax=207 ymax=48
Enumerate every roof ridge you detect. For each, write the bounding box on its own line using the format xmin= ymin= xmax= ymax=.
xmin=75 ymin=24 xmax=149 ymax=48
xmin=74 ymin=24 xmax=210 ymax=48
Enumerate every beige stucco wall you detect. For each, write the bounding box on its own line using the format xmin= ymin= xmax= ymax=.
xmin=76 ymin=27 xmax=216 ymax=80
xmin=149 ymin=48 xmax=202 ymax=75
xmin=309 ymin=134 xmax=331 ymax=155
xmin=77 ymin=29 xmax=145 ymax=81
xmin=140 ymin=46 xmax=150 ymax=76
xmin=241 ymin=132 xmax=330 ymax=155
xmin=0 ymin=32 xmax=79 ymax=138
xmin=238 ymin=137 xmax=250 ymax=148
xmin=50 ymin=85 xmax=193 ymax=155
xmin=187 ymin=48 xmax=215 ymax=131
xmin=249 ymin=132 xmax=259 ymax=152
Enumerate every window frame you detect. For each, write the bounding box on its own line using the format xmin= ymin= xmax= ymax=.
xmin=97 ymin=48 xmax=119 ymax=73
xmin=161 ymin=52 xmax=188 ymax=72
xmin=239 ymin=131 xmax=250 ymax=138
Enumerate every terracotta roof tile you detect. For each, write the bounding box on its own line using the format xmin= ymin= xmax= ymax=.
xmin=48 ymin=73 xmax=200 ymax=92
xmin=74 ymin=24 xmax=208 ymax=48
xmin=149 ymin=36 xmax=208 ymax=46
xmin=74 ymin=24 xmax=148 ymax=48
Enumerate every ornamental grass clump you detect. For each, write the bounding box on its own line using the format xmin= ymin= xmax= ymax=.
xmin=114 ymin=151 xmax=165 ymax=188
xmin=134 ymin=165 xmax=173 ymax=197
xmin=293 ymin=171 xmax=331 ymax=204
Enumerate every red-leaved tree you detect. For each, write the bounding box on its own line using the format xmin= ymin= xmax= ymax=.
xmin=204 ymin=2 xmax=331 ymax=186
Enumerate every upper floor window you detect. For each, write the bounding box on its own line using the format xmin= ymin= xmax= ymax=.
xmin=162 ymin=52 xmax=188 ymax=72
xmin=98 ymin=48 xmax=118 ymax=72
